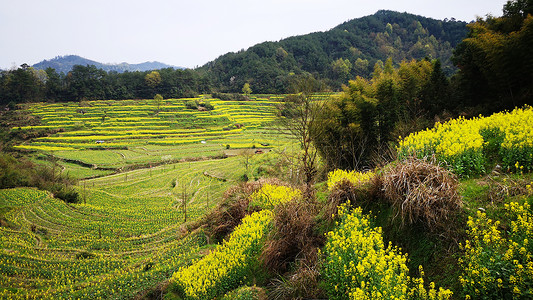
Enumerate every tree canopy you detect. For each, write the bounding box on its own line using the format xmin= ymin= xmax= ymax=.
xmin=452 ymin=0 xmax=533 ymax=112
xmin=0 ymin=65 xmax=209 ymax=105
xmin=200 ymin=10 xmax=467 ymax=93
xmin=312 ymin=59 xmax=450 ymax=171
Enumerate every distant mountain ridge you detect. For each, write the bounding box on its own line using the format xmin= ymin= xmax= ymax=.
xmin=32 ymin=55 xmax=181 ymax=73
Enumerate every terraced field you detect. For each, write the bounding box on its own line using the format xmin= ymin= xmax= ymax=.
xmin=12 ymin=94 xmax=316 ymax=177
xmin=0 ymin=155 xmax=249 ymax=299
xmin=0 ymin=93 xmax=334 ymax=298
xmin=15 ymin=95 xmax=283 ymax=151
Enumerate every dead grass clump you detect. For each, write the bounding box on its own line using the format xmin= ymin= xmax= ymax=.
xmin=261 ymin=198 xmax=323 ymax=275
xmin=380 ymin=158 xmax=462 ymax=231
xmin=267 ymin=252 xmax=324 ymax=300
xmin=324 ymin=177 xmax=381 ymax=224
xmin=203 ymin=178 xmax=288 ymax=242
xmin=486 ymin=175 xmax=532 ymax=203
xmin=203 ymin=182 xmax=258 ymax=242
xmin=135 ymin=279 xmax=170 ymax=299
xmin=324 ymin=179 xmax=358 ymax=221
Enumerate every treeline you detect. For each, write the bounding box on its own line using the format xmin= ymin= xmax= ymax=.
xmin=311 ymin=0 xmax=533 ymax=171
xmin=453 ymin=0 xmax=533 ymax=112
xmin=312 ymin=58 xmax=453 ymax=171
xmin=0 ymin=64 xmax=211 ymax=106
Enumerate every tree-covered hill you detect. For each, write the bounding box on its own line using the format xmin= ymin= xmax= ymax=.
xmin=32 ymin=55 xmax=181 ymax=74
xmin=201 ymin=10 xmax=468 ymax=93
xmin=0 ymin=10 xmax=469 ymax=104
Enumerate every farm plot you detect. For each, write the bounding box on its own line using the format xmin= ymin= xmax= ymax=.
xmin=16 ymin=95 xmax=283 ymax=150
xmin=13 ymin=95 xmax=297 ymax=176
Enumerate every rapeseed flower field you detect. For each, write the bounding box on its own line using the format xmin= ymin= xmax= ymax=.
xmin=327 ymin=169 xmax=375 ymax=191
xmin=398 ymin=106 xmax=533 ymax=176
xmin=321 ymin=203 xmax=452 ymax=299
xmin=171 ymin=210 xmax=273 ymax=299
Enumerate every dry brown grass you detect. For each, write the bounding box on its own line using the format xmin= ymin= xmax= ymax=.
xmin=324 ymin=177 xmax=381 ymax=225
xmin=380 ymin=158 xmax=462 ymax=231
xmin=486 ymin=175 xmax=531 ymax=203
xmin=324 ymin=179 xmax=358 ymax=221
xmin=267 ymin=252 xmax=324 ymax=300
xmin=261 ymin=198 xmax=323 ymax=275
xmin=201 ymin=178 xmax=287 ymax=242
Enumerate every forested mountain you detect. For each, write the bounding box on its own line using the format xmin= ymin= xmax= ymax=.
xmin=201 ymin=10 xmax=468 ymax=93
xmin=0 ymin=10 xmax=471 ymax=104
xmin=32 ymin=55 xmax=180 ymax=74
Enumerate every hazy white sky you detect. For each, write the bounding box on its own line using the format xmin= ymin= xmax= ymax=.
xmin=0 ymin=0 xmax=507 ymax=69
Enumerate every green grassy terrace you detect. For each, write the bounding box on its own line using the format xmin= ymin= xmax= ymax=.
xmin=11 ymin=94 xmax=335 ymax=177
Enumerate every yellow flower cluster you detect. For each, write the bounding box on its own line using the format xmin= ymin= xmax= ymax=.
xmin=13 ymin=144 xmax=76 ymax=151
xmin=327 ymin=169 xmax=375 ymax=191
xmin=460 ymin=202 xmax=533 ymax=298
xmin=171 ymin=210 xmax=273 ymax=299
xmin=398 ymin=105 xmax=533 ymax=175
xmin=248 ymin=184 xmax=302 ymax=209
xmin=322 ymin=204 xmax=452 ymax=299
xmin=489 ymin=106 xmax=533 ymax=171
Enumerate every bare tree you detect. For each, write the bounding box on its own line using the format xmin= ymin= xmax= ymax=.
xmin=239 ymin=148 xmax=254 ymax=181
xmin=181 ymin=183 xmax=188 ymax=223
xmin=172 ymin=177 xmax=188 ymax=223
xmin=278 ymin=76 xmax=328 ymax=199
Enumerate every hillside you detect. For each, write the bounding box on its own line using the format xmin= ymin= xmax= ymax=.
xmin=32 ymin=55 xmax=181 ymax=74
xmin=2 ymin=1 xmax=533 ymax=298
xmin=201 ymin=10 xmax=468 ymax=93
xmin=3 ymin=98 xmax=533 ymax=299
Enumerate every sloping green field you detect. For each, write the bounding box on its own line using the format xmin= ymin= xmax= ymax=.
xmin=15 ymin=95 xmax=283 ymax=151
xmin=0 ymin=155 xmax=252 ymax=299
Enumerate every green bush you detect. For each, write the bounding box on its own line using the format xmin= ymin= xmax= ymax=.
xmin=184 ymin=100 xmax=198 ymax=110
xmin=200 ymin=101 xmax=214 ymax=111
xmin=0 ymin=152 xmax=79 ymax=203
xmin=53 ymin=186 xmax=80 ymax=203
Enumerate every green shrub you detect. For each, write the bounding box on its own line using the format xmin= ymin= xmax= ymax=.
xmin=199 ymin=101 xmax=214 ymax=111
xmin=0 ymin=152 xmax=79 ymax=203
xmin=184 ymin=100 xmax=198 ymax=110
xmin=53 ymin=186 xmax=80 ymax=203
